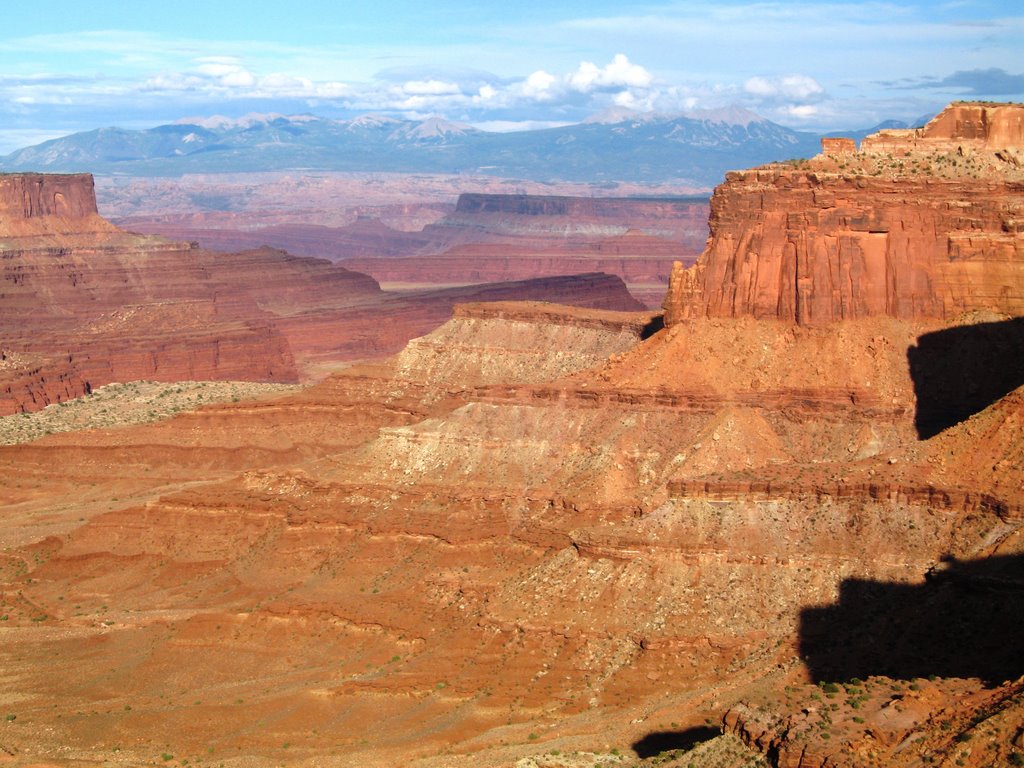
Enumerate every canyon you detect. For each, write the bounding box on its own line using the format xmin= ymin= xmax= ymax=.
xmin=113 ymin=185 xmax=711 ymax=309
xmin=0 ymin=102 xmax=1021 ymax=768
xmin=0 ymin=173 xmax=642 ymax=414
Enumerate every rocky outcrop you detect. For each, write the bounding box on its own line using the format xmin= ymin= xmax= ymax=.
xmin=391 ymin=301 xmax=659 ymax=387
xmin=862 ymin=101 xmax=1024 ymax=153
xmin=664 ymin=102 xmax=1024 ymax=325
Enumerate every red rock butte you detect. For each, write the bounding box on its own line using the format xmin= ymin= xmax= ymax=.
xmin=663 ymin=101 xmax=1024 ymax=325
xmin=0 ymin=172 xmax=110 ymax=230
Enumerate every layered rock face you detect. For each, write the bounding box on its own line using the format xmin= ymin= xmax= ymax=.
xmin=1 ymin=174 xmax=643 ymax=413
xmin=2 ymin=290 xmax=1021 ymax=767
xmin=862 ymin=101 xmax=1024 ymax=152
xmin=664 ymin=102 xmax=1024 ymax=325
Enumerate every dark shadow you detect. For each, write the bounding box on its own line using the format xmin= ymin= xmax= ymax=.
xmin=640 ymin=314 xmax=665 ymax=340
xmin=800 ymin=554 xmax=1024 ymax=686
xmin=908 ymin=317 xmax=1024 ymax=439
xmin=632 ymin=726 xmax=720 ymax=758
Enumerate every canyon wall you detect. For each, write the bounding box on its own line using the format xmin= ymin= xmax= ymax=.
xmin=116 ymin=190 xmax=710 ymax=309
xmin=664 ymin=102 xmax=1024 ymax=326
xmin=451 ymin=192 xmax=708 ymax=228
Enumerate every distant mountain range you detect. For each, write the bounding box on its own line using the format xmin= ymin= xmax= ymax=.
xmin=0 ymin=109 xmax=909 ymax=187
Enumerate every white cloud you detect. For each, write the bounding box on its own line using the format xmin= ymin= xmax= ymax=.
xmin=568 ymin=54 xmax=652 ymax=92
xmin=743 ymin=76 xmax=776 ymax=97
xmin=523 ymin=70 xmax=557 ymax=99
xmin=784 ymin=104 xmax=820 ymax=118
xmin=470 ymin=119 xmax=574 ymax=133
xmin=402 ymin=79 xmax=461 ymax=96
xmin=258 ymin=73 xmax=309 ymax=91
xmin=613 ymin=89 xmax=654 ymax=111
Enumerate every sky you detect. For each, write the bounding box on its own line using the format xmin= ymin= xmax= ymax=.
xmin=0 ymin=0 xmax=1022 ymax=153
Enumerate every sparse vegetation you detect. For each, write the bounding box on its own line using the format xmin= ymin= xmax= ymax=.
xmin=0 ymin=380 xmax=300 ymax=445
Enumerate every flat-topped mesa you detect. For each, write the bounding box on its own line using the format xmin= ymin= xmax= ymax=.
xmin=446 ymin=192 xmax=711 ymax=241
xmin=663 ymin=102 xmax=1024 ymax=326
xmin=454 ymin=193 xmax=705 ymax=219
xmin=0 ymin=172 xmax=117 ymax=237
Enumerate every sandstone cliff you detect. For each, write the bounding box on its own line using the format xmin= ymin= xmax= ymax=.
xmin=664 ymin=102 xmax=1024 ymax=325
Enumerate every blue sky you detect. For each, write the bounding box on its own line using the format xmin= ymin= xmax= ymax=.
xmin=0 ymin=0 xmax=1021 ymax=152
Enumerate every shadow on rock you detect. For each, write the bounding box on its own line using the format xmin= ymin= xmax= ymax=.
xmin=908 ymin=317 xmax=1024 ymax=439
xmin=640 ymin=314 xmax=665 ymax=340
xmin=632 ymin=726 xmax=720 ymax=758
xmin=800 ymin=553 xmax=1024 ymax=685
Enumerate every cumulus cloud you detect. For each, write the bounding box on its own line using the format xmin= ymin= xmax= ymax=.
xmin=522 ymin=70 xmax=557 ymax=100
xmin=567 ymin=54 xmax=652 ymax=92
xmin=782 ymin=104 xmax=819 ymax=119
xmin=139 ymin=57 xmax=350 ymax=100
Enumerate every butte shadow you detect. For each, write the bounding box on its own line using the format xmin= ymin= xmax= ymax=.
xmin=799 ymin=553 xmax=1024 ymax=685
xmin=907 ymin=317 xmax=1024 ymax=439
xmin=631 ymin=726 xmax=721 ymax=758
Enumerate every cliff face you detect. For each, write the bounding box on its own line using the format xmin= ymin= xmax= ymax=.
xmin=664 ymin=102 xmax=1024 ymax=326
